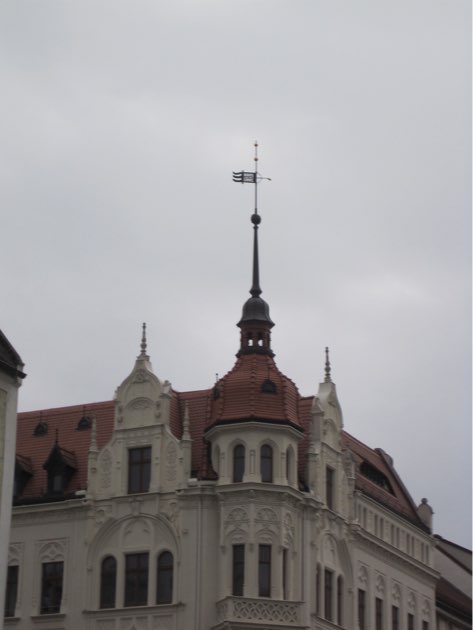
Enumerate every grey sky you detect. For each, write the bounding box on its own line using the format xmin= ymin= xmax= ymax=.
xmin=1 ymin=1 xmax=471 ymax=546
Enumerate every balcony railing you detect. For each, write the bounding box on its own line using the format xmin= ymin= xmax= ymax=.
xmin=216 ymin=596 xmax=304 ymax=626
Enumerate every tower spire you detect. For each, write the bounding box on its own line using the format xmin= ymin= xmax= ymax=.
xmin=233 ymin=143 xmax=274 ymax=355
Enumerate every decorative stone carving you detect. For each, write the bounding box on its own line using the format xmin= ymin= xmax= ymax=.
xmin=225 ymin=507 xmax=249 ymax=527
xmin=132 ymin=368 xmax=150 ymax=384
xmin=101 ymin=449 xmax=112 ymax=488
xmin=358 ymin=563 xmax=368 ymax=587
xmin=392 ymin=582 xmax=401 ymax=604
xmin=130 ymin=397 xmax=153 ymax=410
xmin=422 ymin=599 xmax=431 ymax=618
xmin=97 ymin=620 xmax=115 ymax=629
xmin=283 ymin=512 xmax=295 ymax=547
xmin=217 ymin=597 xmax=301 ymax=624
xmin=323 ymin=535 xmax=336 ymax=567
xmin=123 ymin=518 xmax=151 ymax=547
xmin=38 ymin=539 xmax=66 ymax=562
xmin=165 ymin=442 xmax=177 ymax=481
xmin=408 ymin=591 xmax=417 ymax=611
xmin=256 ymin=507 xmax=278 ymax=522
xmin=8 ymin=542 xmax=23 ymax=565
xmin=375 ymin=574 xmax=385 ymax=596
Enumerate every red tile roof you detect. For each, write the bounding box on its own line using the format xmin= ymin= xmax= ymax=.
xmin=15 ymin=386 xmax=424 ymax=527
xmin=208 ymin=353 xmax=302 ymax=429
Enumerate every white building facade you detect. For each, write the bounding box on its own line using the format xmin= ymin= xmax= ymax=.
xmin=4 ymin=207 xmax=468 ymax=630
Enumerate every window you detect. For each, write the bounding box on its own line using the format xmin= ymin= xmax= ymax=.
xmin=282 ymin=549 xmax=288 ymax=599
xmin=376 ymin=597 xmax=383 ymax=630
xmin=124 ymin=553 xmax=148 ymax=607
xmin=324 ymin=568 xmax=333 ymax=621
xmin=337 ymin=575 xmax=344 ymax=626
xmin=316 ymin=564 xmax=321 ymax=615
xmin=128 ymin=447 xmax=151 ymax=494
xmin=232 ymin=545 xmax=244 ymax=596
xmin=4 ymin=565 xmax=18 ymax=617
xmin=408 ymin=614 xmax=415 ymax=630
xmin=422 ymin=622 xmax=429 ymax=630
xmin=100 ymin=556 xmax=116 ymax=609
xmin=392 ymin=606 xmax=399 ymax=630
xmin=40 ymin=561 xmax=63 ymax=614
xmin=258 ymin=545 xmax=271 ymax=597
xmin=358 ymin=589 xmax=366 ymax=630
xmin=326 ymin=467 xmax=334 ymax=510
xmin=260 ymin=445 xmax=273 ymax=483
xmin=233 ymin=445 xmax=245 ymax=483
xmin=43 ymin=445 xmax=76 ymax=497
xmin=157 ymin=551 xmax=173 ymax=604
xmin=359 ymin=461 xmax=394 ymax=494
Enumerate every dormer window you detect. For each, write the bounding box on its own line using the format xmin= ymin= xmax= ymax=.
xmin=33 ymin=421 xmax=48 ymax=436
xmin=261 ymin=379 xmax=277 ymax=394
xmin=13 ymin=455 xmax=32 ymax=500
xmin=43 ymin=445 xmax=77 ymax=497
xmin=76 ymin=415 xmax=92 ymax=431
xmin=360 ymin=461 xmax=394 ymax=494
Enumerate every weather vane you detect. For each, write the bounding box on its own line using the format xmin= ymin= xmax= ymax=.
xmin=232 ymin=141 xmax=271 ymax=214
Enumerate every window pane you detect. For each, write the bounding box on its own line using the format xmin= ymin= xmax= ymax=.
xmin=125 ymin=553 xmax=148 ymax=607
xmin=324 ymin=568 xmax=333 ymax=621
xmin=392 ymin=606 xmax=399 ymax=630
xmin=316 ymin=565 xmax=321 ymax=615
xmin=358 ymin=589 xmax=366 ymax=630
xmin=41 ymin=562 xmax=63 ymax=614
xmin=232 ymin=545 xmax=244 ymax=596
xmin=233 ymin=445 xmax=245 ymax=483
xmin=128 ymin=447 xmax=151 ymax=494
xmin=408 ymin=613 xmax=415 ymax=630
xmin=258 ymin=545 xmax=271 ymax=597
xmin=261 ymin=445 xmax=273 ymax=483
xmin=157 ymin=551 xmax=173 ymax=604
xmin=100 ymin=556 xmax=117 ymax=609
xmin=376 ymin=597 xmax=383 ymax=630
xmin=337 ymin=575 xmax=343 ymax=626
xmin=4 ymin=566 xmax=18 ymax=618
xmin=282 ymin=549 xmax=288 ymax=600
xmin=326 ymin=467 xmax=334 ymax=510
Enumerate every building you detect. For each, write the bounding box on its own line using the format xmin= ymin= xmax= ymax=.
xmin=0 ymin=331 xmax=25 ymax=630
xmin=4 ymin=193 xmax=471 ymax=630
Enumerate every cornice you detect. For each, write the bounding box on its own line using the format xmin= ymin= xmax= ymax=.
xmin=354 ymin=528 xmax=439 ymax=585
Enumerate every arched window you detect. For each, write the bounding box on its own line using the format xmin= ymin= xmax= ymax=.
xmin=233 ymin=445 xmax=245 ymax=483
xmin=260 ymin=445 xmax=273 ymax=483
xmin=100 ymin=556 xmax=117 ymax=609
xmin=157 ymin=551 xmax=173 ymax=604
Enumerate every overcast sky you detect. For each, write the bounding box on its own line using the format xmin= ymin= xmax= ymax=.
xmin=1 ymin=1 xmax=471 ymax=547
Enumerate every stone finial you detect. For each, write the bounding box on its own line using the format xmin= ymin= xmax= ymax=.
xmin=183 ymin=402 xmax=191 ymax=440
xmin=324 ymin=346 xmax=332 ymax=383
xmin=417 ymin=497 xmax=434 ymax=532
xmin=139 ymin=322 xmax=148 ymax=358
xmin=90 ymin=416 xmax=98 ymax=452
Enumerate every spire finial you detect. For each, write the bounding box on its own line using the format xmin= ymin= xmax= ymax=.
xmin=139 ymin=322 xmax=147 ymax=357
xmin=90 ymin=416 xmax=97 ymax=450
xmin=324 ymin=346 xmax=332 ymax=383
xmin=183 ymin=402 xmax=191 ymax=440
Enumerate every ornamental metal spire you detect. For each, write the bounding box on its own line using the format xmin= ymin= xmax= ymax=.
xmin=324 ymin=346 xmax=332 ymax=383
xmin=232 ymin=141 xmax=271 ymax=299
xmin=139 ymin=322 xmax=148 ymax=358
